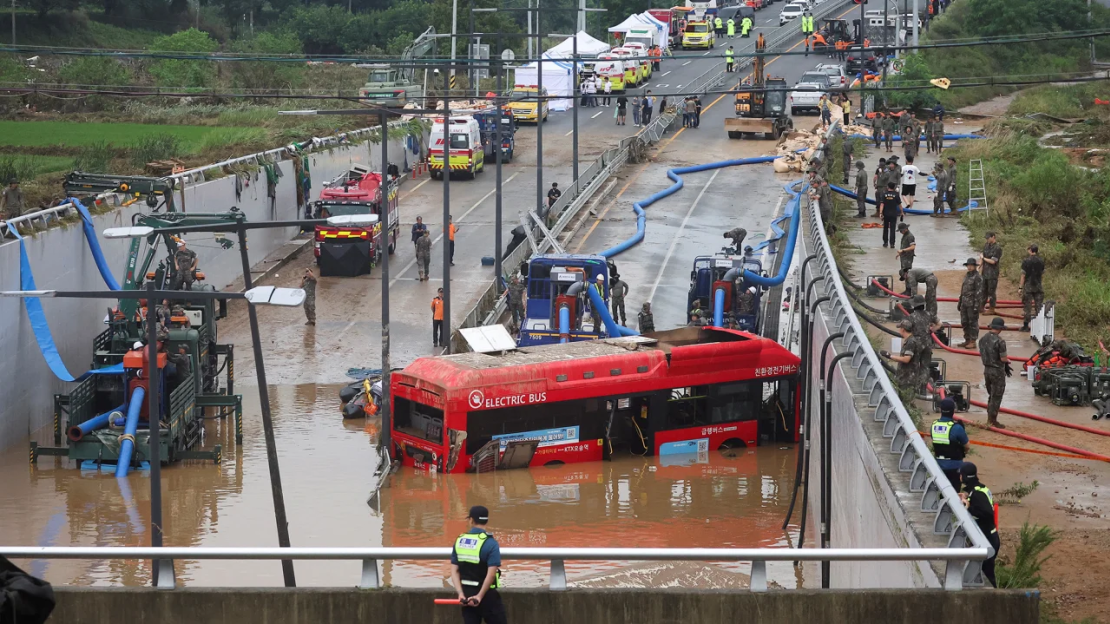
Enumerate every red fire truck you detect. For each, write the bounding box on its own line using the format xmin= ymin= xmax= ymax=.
xmin=389 ymin=326 xmax=800 ymax=473
xmin=312 ymin=165 xmax=399 ymax=277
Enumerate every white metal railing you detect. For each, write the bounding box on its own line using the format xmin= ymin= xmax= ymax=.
xmin=0 ymin=545 xmax=989 ymax=592
xmin=805 ymin=146 xmax=995 ymax=589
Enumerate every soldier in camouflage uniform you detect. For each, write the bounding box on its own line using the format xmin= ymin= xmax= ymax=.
xmin=506 ymin=275 xmax=526 ymax=330
xmin=979 ymin=231 xmax=1002 ymax=312
xmin=931 ymin=115 xmax=945 ymax=154
xmin=882 ymin=112 xmax=895 ymax=152
xmin=638 ymin=302 xmax=655 ymax=333
xmin=301 ymin=267 xmax=317 ymax=326
xmin=907 ymin=294 xmax=935 ymax=364
xmin=724 ymin=227 xmax=747 ymax=251
xmin=896 ymin=222 xmax=916 ymax=294
xmin=853 ymin=161 xmax=868 ymax=218
xmin=610 ymin=274 xmax=629 ymax=325
xmin=958 ymin=257 xmax=983 ymax=348
xmin=1019 ymin=243 xmax=1045 ymax=332
xmin=901 ymin=267 xmax=938 ymax=317
xmin=882 ymin=319 xmax=929 ymax=395
xmin=155 ymin=299 xmax=172 ymax=328
xmin=932 ymin=163 xmax=948 ymax=216
xmin=172 ymin=240 xmax=198 ymax=291
xmin=978 ymin=317 xmax=1011 ymax=428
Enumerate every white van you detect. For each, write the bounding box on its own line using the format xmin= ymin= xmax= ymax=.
xmin=429 ymin=116 xmax=485 ymax=180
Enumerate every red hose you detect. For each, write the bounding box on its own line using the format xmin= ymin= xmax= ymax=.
xmin=930 ymin=333 xmax=1028 ymax=364
xmin=946 ymin=323 xmax=1023 ymax=331
xmin=968 ymin=399 xmax=1110 ymax=438
xmin=953 ymin=415 xmax=1110 ymax=462
xmin=932 ymin=386 xmax=1110 ymax=461
xmin=869 ymin=279 xmax=1022 ymax=306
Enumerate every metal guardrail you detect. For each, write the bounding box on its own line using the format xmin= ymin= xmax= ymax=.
xmin=804 ymin=148 xmax=994 ymax=589
xmin=0 ymin=545 xmax=989 ymax=592
xmin=448 ymin=109 xmax=677 ymax=352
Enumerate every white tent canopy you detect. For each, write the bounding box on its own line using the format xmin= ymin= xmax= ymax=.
xmin=637 ymin=11 xmax=669 ymax=48
xmin=514 ymin=56 xmax=575 ymax=112
xmin=607 ymin=13 xmax=669 ymax=50
xmin=607 ymin=13 xmax=648 ymax=36
xmin=545 ymin=31 xmax=610 ymax=59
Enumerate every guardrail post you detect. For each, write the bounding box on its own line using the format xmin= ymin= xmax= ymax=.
xmin=360 ymin=558 xmax=381 ymax=589
xmin=943 ymin=559 xmax=964 ymax=591
xmin=155 ymin=559 xmax=176 ymax=589
xmin=549 ymin=559 xmax=567 ymax=591
xmin=750 ymin=560 xmax=768 ymax=592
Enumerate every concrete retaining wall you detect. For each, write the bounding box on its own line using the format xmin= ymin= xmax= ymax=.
xmin=0 ymin=134 xmax=415 ymax=451
xmin=50 ymin=587 xmax=1040 ymax=624
xmin=801 ymin=207 xmax=945 ymax=588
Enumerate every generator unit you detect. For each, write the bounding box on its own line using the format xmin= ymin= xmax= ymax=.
xmin=1032 ymin=366 xmax=1091 ymax=407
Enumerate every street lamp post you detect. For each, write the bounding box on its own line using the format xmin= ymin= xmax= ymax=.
xmin=377 ymin=112 xmax=393 ymax=456
xmin=442 ymin=68 xmax=453 ymax=354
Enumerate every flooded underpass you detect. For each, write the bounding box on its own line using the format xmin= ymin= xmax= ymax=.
xmin=0 ymin=109 xmax=817 ymax=592
xmin=2 ymin=382 xmax=807 ymax=590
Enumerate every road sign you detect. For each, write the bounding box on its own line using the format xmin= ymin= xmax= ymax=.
xmin=501 ymin=49 xmax=515 ymax=61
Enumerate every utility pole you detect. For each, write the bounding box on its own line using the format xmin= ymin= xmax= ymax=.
xmin=1090 ymin=0 xmax=1097 ymax=65
xmin=527 ymin=0 xmax=533 ymax=61
xmin=578 ymin=0 xmax=586 ymax=33
xmin=378 ymin=112 xmax=392 ymax=462
xmin=495 ymin=35 xmax=504 ymax=283
xmin=911 ymin=0 xmax=918 ymax=48
xmin=451 ymin=0 xmax=459 ymax=77
xmin=536 ymin=7 xmax=544 ymax=225
xmin=442 ymin=69 xmax=452 ymax=355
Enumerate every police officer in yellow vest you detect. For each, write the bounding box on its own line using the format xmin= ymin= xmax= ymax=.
xmin=959 ymin=463 xmax=1000 ymax=587
xmin=741 ymin=15 xmax=752 ymax=37
xmin=451 ymin=506 xmax=507 ymax=624
xmin=714 ymin=15 xmax=724 ymax=37
xmin=725 ymin=45 xmax=735 ymax=72
xmin=726 ymin=17 xmax=735 ymax=38
xmin=929 ymin=397 xmax=968 ymax=488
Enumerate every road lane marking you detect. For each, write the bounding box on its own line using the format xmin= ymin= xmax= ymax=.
xmin=389 ymin=171 xmax=521 ymax=287
xmin=647 ymin=169 xmax=721 ymax=303
xmin=682 ymin=61 xmax=691 ymax=66
xmin=565 ymin=129 xmax=575 ymax=136
xmin=662 ymin=71 xmax=671 ymax=76
xmin=702 ymin=50 xmax=711 ymax=56
xmin=591 ymin=110 xmax=605 ymax=119
xmin=401 ymin=178 xmax=430 ymax=199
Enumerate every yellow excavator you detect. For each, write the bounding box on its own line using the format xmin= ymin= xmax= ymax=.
xmin=725 ymin=34 xmax=793 ymax=140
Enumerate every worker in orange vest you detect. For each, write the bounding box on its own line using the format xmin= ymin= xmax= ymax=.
xmin=448 ymin=215 xmax=458 ymax=266
xmin=431 ymin=288 xmax=445 ymax=348
xmin=650 ymin=45 xmax=661 ymax=71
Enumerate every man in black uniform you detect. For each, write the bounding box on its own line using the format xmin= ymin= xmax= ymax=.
xmin=546 ymin=182 xmax=562 ymax=209
xmin=960 ymin=462 xmax=1001 ymax=588
xmin=451 ymin=506 xmax=507 ymax=624
xmin=880 ymin=182 xmax=901 ymax=248
xmin=1019 ymin=243 xmax=1045 ymax=332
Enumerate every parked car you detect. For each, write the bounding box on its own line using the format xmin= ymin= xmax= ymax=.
xmin=815 ymin=63 xmax=847 ymax=89
xmin=779 ymin=2 xmax=804 ymax=25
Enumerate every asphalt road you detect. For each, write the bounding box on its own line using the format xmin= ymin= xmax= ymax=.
xmin=221 ymin=0 xmax=869 ymax=384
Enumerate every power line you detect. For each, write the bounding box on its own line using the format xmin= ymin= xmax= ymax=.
xmin=0 ymin=28 xmax=1108 ymax=64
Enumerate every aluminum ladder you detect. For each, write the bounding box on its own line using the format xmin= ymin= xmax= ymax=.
xmin=968 ymin=158 xmax=987 ymax=212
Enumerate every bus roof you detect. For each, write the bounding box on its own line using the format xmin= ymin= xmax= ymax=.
xmin=394 ymin=327 xmax=800 ymax=405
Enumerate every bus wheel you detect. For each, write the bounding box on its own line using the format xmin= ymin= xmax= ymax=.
xmin=543 ymin=460 xmax=566 ymax=467
xmin=718 ymin=438 xmax=746 ymax=451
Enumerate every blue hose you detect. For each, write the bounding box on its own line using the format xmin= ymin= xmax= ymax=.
xmin=114 ymin=386 xmax=146 ymax=478
xmin=829 ymin=184 xmax=972 ymax=215
xmin=741 ymin=179 xmax=806 ymax=288
xmin=586 ymin=284 xmax=637 ymax=337
xmin=597 ymin=155 xmax=781 ymax=258
xmin=559 ymin=305 xmax=570 ymax=343
xmin=713 ymin=288 xmax=726 ymax=328
xmin=68 ymin=197 xmax=121 ymax=291
xmin=67 ymin=403 xmax=125 ymax=442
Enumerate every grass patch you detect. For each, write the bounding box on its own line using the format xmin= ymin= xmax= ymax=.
xmin=0 ymin=155 xmax=75 ymax=181
xmin=195 ymin=127 xmax=270 ymax=154
xmin=953 ymin=134 xmax=1110 ymax=351
xmin=0 ymin=121 xmax=241 ymax=150
xmin=1008 ymin=83 xmax=1110 ymax=120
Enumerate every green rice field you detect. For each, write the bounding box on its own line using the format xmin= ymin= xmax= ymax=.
xmin=0 ymin=121 xmax=264 ymax=150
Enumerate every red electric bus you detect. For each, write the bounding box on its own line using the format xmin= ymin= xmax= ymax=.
xmin=389 ymin=326 xmax=800 ymax=473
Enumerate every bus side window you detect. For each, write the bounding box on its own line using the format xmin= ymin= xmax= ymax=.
xmin=709 ymin=380 xmax=760 ymax=423
xmin=665 ymin=387 xmax=710 ymax=429
xmin=395 ymin=396 xmax=445 ymax=444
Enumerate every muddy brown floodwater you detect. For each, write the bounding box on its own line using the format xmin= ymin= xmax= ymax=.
xmin=1 ymin=383 xmax=809 ymax=590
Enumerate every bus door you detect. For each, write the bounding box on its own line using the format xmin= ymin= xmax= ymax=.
xmin=652 ymin=382 xmax=762 ymax=457
xmin=602 ymin=394 xmax=658 ymax=457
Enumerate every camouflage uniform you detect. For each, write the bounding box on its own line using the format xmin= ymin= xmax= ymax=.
xmin=610 ymin=278 xmax=629 ymax=325
xmin=905 ymin=267 xmax=938 ymax=317
xmin=978 ymin=332 xmax=1008 ymax=424
xmin=932 ymin=167 xmax=949 ymax=215
xmin=909 ymin=308 xmax=938 ymax=349
xmin=932 ymin=119 xmax=945 ymax=153
xmin=173 ymin=247 xmax=198 ymax=291
xmin=415 ymin=234 xmax=432 ymax=280
xmin=301 ymin=272 xmax=317 ymax=325
xmin=980 ymin=240 xmax=1002 ymax=309
xmin=958 ymin=269 xmax=983 ymax=346
xmin=882 ymin=115 xmax=895 ymax=150
xmin=854 ymin=165 xmax=869 ymax=217
xmin=818 ymin=184 xmax=833 ymax=226
xmin=735 ymin=288 xmax=755 ymax=315
xmin=725 ymin=227 xmax=747 ymax=250
xmin=898 ymin=229 xmax=916 ymax=274
xmin=1021 ymin=254 xmax=1045 ymax=327
xmin=507 ymin=279 xmax=526 ymax=328
xmin=155 ymin=303 xmax=171 ymax=328
xmin=841 ymin=139 xmax=853 ymax=184
xmin=897 ymin=334 xmax=929 ymax=393
xmin=638 ymin=303 xmax=655 ymax=333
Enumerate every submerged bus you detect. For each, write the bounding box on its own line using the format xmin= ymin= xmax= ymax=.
xmin=389 ymin=326 xmax=800 ymax=473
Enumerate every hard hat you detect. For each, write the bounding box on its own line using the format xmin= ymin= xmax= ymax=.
xmin=596 ymin=274 xmax=604 ymax=282
xmin=133 ymin=341 xmax=144 ymax=350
